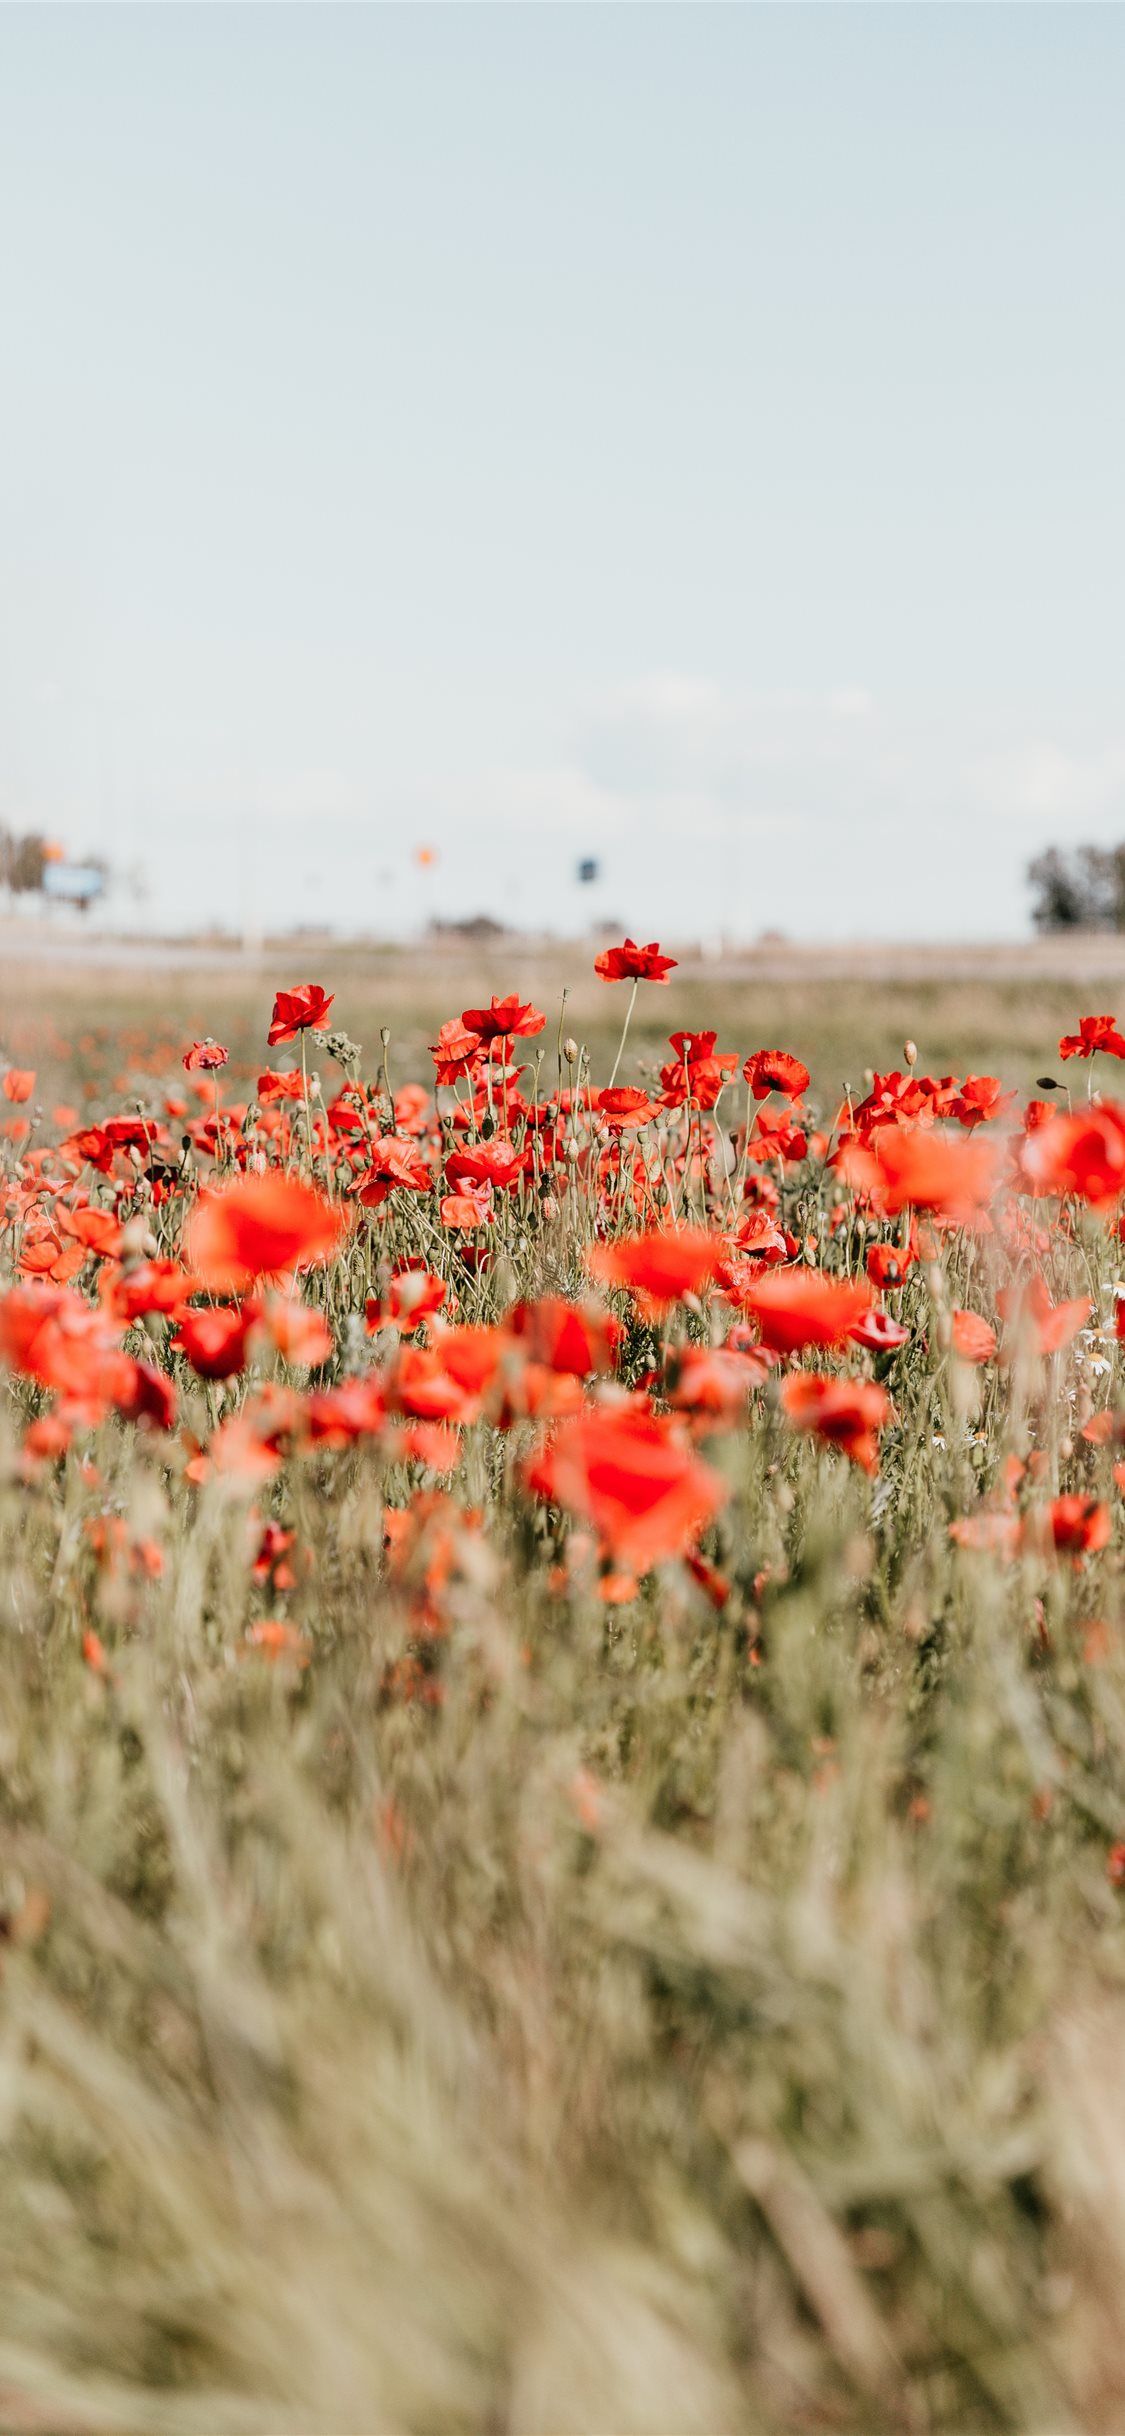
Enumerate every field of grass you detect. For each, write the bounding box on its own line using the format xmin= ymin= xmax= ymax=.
xmin=6 ymin=925 xmax=1125 ymax=1107
xmin=2 ymin=933 xmax=1125 ymax=2432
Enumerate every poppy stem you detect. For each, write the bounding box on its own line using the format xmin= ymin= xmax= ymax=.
xmin=299 ymin=1033 xmax=310 ymax=1172
xmin=608 ymin=980 xmax=639 ymax=1091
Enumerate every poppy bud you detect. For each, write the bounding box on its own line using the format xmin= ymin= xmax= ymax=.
xmin=903 ymin=1039 xmax=918 ymax=1068
xmin=562 ymin=1038 xmax=579 ymax=1065
xmin=120 ymin=1214 xmax=156 ymax=1258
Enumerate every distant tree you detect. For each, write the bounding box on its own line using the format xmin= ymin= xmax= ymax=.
xmin=1029 ymin=843 xmax=1125 ymax=932
xmin=0 ymin=830 xmax=49 ymax=897
xmin=431 ymin=915 xmax=513 ymax=943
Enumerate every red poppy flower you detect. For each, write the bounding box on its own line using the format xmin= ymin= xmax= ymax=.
xmin=441 ymin=1183 xmax=494 ymax=1230
xmin=742 ymin=1050 xmax=810 ymax=1102
xmin=173 ymin=1305 xmax=254 ymax=1380
xmin=594 ymin=1087 xmax=659 ymax=1129
xmin=243 ymin=1620 xmax=311 ymax=1667
xmin=59 ymin=1125 xmax=115 ymax=1174
xmin=205 ymin=1384 xmax=304 ymax=1482
xmin=780 ymin=1372 xmax=890 ymax=1473
xmin=393 ymin=1083 xmax=432 ymax=1137
xmin=105 ymin=1259 xmax=198 ymax=1322
xmin=104 ymin=1116 xmax=163 ymax=1157
xmin=1020 ymin=1104 xmax=1125 ymax=1209
xmin=429 ymin=1019 xmax=484 ymax=1085
xmin=460 ymin=996 xmax=545 ymax=1043
xmin=742 ymin=1116 xmax=807 ymax=1168
xmin=252 ymin=1297 xmax=333 ymax=1368
xmin=352 ymin=1136 xmax=433 ymax=1205
xmin=445 ymin=1140 xmax=526 ymax=1192
xmin=388 ymin=1343 xmax=489 ymax=1426
xmin=847 ymin=1308 xmax=911 ymax=1354
xmin=183 ymin=1039 xmax=229 ymax=1074
xmin=1027 ymin=1496 xmax=1111 ymax=1558
xmin=523 ymin=1407 xmax=726 ymax=1573
xmin=660 ymin=1033 xmax=739 ymax=1111
xmin=2 ymin=1068 xmax=36 ymax=1103
xmin=55 ymin=1206 xmax=124 ymax=1260
xmin=0 ymin=1284 xmax=135 ymax=1414
xmin=586 ymin=1225 xmax=723 ymax=1314
xmin=402 ymin=1421 xmax=464 ymax=1475
xmin=725 ymin=1209 xmax=789 ymax=1268
xmin=251 ymin=1520 xmax=299 ymax=1591
xmin=840 ymin=1125 xmax=998 ymax=1219
xmin=367 ymin=1266 xmax=448 ymax=1334
xmin=949 ymin=1511 xmax=1022 ymax=1557
xmin=1058 ymin=1014 xmax=1125 ymax=1061
xmin=866 ymin=1239 xmax=916 ymax=1290
xmin=18 ymin=1231 xmax=85 ymax=1287
xmin=257 ymin=1069 xmax=306 ymax=1104
xmin=594 ymin=939 xmax=678 ymax=984
xmin=950 ymin=1309 xmax=997 ymax=1364
xmin=509 ymin=1295 xmax=621 ymax=1377
xmin=738 ymin=1268 xmax=872 ymax=1354
xmin=949 ymin=1075 xmax=1015 ymax=1129
xmin=186 ymin=1173 xmax=345 ymax=1293
xmin=267 ymin=984 xmax=335 ymax=1046
xmin=665 ymin=1345 xmax=764 ymax=1422
xmin=299 ymin=1380 xmax=386 ymax=1448
xmin=423 ymin=1325 xmax=515 ymax=1417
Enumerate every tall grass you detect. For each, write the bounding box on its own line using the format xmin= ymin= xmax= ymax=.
xmin=1 ymin=972 xmax=1124 ymax=2432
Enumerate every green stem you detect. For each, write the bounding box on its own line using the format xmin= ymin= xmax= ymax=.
xmin=608 ymin=979 xmax=639 ymax=1090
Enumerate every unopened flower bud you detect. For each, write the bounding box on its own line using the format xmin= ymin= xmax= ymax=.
xmin=562 ymin=1037 xmax=579 ymax=1065
xmin=121 ymin=1214 xmax=157 ymax=1258
xmin=903 ymin=1039 xmax=918 ymax=1068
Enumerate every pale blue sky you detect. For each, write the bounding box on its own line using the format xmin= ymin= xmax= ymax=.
xmin=1 ymin=4 xmax=1123 ymax=940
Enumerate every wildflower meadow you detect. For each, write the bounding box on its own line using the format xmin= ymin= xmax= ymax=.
xmin=4 ymin=941 xmax=1125 ymax=2432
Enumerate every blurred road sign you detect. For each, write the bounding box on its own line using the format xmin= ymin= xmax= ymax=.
xmin=42 ymin=862 xmax=106 ymax=907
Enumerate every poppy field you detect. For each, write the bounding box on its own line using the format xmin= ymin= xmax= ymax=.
xmin=6 ymin=945 xmax=1125 ymax=2431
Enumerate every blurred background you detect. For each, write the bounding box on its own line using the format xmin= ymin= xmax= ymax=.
xmin=2 ymin=6 xmax=1124 ymax=954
